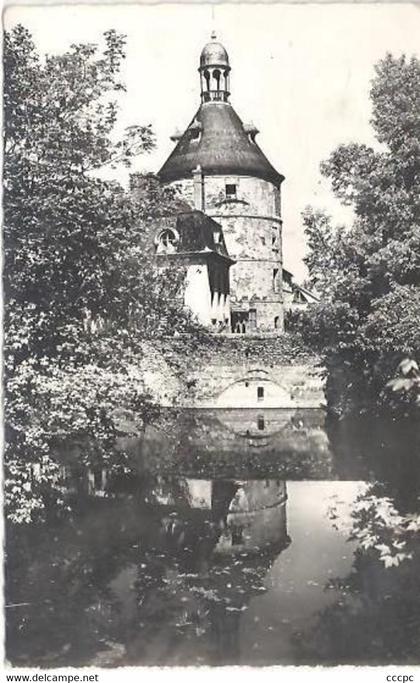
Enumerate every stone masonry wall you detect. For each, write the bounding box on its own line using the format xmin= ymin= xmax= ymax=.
xmin=170 ymin=175 xmax=284 ymax=332
xmin=184 ymin=363 xmax=325 ymax=409
xmin=140 ymin=335 xmax=325 ymax=409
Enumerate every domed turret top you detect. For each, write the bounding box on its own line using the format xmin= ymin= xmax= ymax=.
xmin=198 ymin=33 xmax=231 ymax=104
xmin=200 ymin=32 xmax=230 ymax=68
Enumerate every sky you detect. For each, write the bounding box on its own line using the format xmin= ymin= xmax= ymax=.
xmin=5 ymin=3 xmax=420 ymax=280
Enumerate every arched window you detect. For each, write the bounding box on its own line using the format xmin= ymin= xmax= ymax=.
xmin=204 ymin=70 xmax=210 ymax=91
xmin=213 ymin=69 xmax=221 ymax=90
xmin=224 ymin=69 xmax=229 ymax=89
xmin=155 ymin=228 xmax=178 ymax=254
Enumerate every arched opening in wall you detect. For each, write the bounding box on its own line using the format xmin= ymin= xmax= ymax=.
xmin=204 ymin=70 xmax=210 ymax=91
xmin=216 ymin=377 xmax=291 ymax=408
xmin=213 ymin=69 xmax=221 ymax=91
xmin=224 ymin=69 xmax=229 ymax=90
xmin=274 ymin=316 xmax=280 ymax=329
xmin=155 ymin=228 xmax=178 ymax=254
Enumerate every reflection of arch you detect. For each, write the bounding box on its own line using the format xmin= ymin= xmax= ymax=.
xmin=209 ymin=408 xmax=296 ymax=440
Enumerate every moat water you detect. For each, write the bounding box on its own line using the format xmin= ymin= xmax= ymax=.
xmin=6 ymin=409 xmax=420 ymax=666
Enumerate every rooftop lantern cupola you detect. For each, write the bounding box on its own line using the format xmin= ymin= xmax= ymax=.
xmin=199 ymin=32 xmax=231 ymax=104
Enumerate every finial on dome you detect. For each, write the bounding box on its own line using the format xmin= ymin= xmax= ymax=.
xmin=211 ymin=30 xmax=217 ymax=40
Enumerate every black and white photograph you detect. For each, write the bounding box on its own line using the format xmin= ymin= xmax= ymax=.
xmin=3 ymin=0 xmax=420 ymax=673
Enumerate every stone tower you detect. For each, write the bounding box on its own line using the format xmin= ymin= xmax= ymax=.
xmin=159 ymin=33 xmax=285 ymax=334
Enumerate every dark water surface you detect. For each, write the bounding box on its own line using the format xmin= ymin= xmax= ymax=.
xmin=6 ymin=409 xmax=420 ymax=666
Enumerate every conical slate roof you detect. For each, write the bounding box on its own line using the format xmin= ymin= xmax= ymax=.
xmin=158 ymin=102 xmax=284 ymax=187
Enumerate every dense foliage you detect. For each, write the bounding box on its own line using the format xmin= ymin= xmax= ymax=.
xmin=298 ymin=54 xmax=420 ymax=415
xmin=4 ymin=26 xmax=193 ymax=522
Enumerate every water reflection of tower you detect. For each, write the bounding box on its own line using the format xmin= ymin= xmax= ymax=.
xmin=211 ymin=479 xmax=289 ymax=555
xmin=148 ymin=477 xmax=290 ymax=561
xmin=130 ymin=477 xmax=291 ymax=665
xmin=208 ymin=479 xmax=290 ymax=663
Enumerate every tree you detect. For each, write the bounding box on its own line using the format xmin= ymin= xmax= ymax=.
xmin=299 ymin=54 xmax=420 ymax=416
xmin=4 ymin=26 xmax=193 ymax=522
xmin=296 ymin=479 xmax=420 ymax=664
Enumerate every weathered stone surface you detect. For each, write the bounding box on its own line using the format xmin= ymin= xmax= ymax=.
xmin=139 ymin=336 xmax=325 ymax=409
xmin=137 ymin=342 xmax=185 ymax=407
xmin=170 ymin=174 xmax=284 ymax=332
xmin=183 ymin=363 xmax=325 ymax=409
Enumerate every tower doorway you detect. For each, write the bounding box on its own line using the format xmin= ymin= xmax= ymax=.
xmin=231 ymin=311 xmax=249 ymax=334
